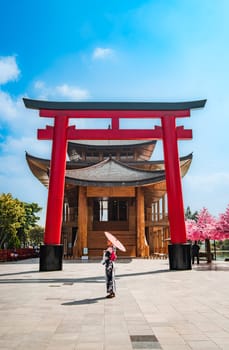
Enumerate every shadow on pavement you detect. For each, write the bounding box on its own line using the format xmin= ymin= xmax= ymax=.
xmin=62 ymin=296 xmax=106 ymax=305
xmin=0 ymin=268 xmax=170 ymax=284
xmin=193 ymin=263 xmax=229 ymax=271
xmin=0 ymin=270 xmax=40 ymax=277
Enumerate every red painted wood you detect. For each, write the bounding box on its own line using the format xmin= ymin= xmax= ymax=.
xmin=176 ymin=126 xmax=192 ymax=139
xmin=44 ymin=116 xmax=68 ymax=244
xmin=161 ymin=116 xmax=187 ymax=244
xmin=66 ymin=127 xmax=164 ymax=140
xmin=39 ymin=109 xmax=190 ymax=118
xmin=37 ymin=126 xmax=53 ymax=140
xmin=38 ymin=125 xmax=191 ymax=141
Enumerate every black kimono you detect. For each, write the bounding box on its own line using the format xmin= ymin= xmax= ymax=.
xmin=103 ymin=246 xmax=117 ymax=297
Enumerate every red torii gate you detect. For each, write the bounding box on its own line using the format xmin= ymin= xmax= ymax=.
xmin=23 ymin=98 xmax=206 ymax=271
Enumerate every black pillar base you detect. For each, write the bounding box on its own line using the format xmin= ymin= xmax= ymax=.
xmin=168 ymin=243 xmax=192 ymax=270
xmin=39 ymin=244 xmax=63 ymax=271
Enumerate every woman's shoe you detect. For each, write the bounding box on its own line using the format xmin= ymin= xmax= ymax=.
xmin=106 ymin=292 xmax=115 ymax=298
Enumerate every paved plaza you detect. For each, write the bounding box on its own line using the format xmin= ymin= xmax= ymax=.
xmin=0 ymin=258 xmax=229 ymax=350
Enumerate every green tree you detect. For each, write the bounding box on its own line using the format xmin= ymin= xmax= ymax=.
xmin=0 ymin=193 xmax=25 ymax=248
xmin=17 ymin=202 xmax=42 ymax=247
xmin=185 ymin=206 xmax=198 ymax=221
xmin=28 ymin=225 xmax=44 ymax=247
xmin=222 ymin=239 xmax=229 ymax=250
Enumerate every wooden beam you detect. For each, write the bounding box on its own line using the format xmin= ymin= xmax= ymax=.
xmin=136 ymin=187 xmax=146 ymax=257
xmin=76 ymin=186 xmax=88 ymax=257
xmin=87 ymin=186 xmax=135 ymax=197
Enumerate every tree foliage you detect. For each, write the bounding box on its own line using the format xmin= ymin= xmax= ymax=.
xmin=196 ymin=208 xmax=218 ymax=240
xmin=185 ymin=207 xmax=228 ymax=241
xmin=28 ymin=226 xmax=44 ymax=246
xmin=0 ymin=193 xmax=42 ymax=248
xmin=0 ymin=193 xmax=24 ymax=248
xmin=185 ymin=206 xmax=229 ymax=262
xmin=217 ymin=204 xmax=229 ymax=239
xmin=185 ymin=206 xmax=198 ymax=221
xmin=17 ymin=202 xmax=41 ymax=246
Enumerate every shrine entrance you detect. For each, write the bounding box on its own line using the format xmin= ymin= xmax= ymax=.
xmin=23 ymin=98 xmax=206 ymax=271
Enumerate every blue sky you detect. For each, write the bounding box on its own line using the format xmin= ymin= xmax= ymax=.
xmin=0 ymin=0 xmax=229 ymax=225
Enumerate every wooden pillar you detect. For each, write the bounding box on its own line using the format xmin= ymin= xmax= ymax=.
xmin=129 ymin=199 xmax=136 ymax=231
xmin=162 ymin=195 xmax=165 ymax=220
xmin=157 ymin=201 xmax=160 ymax=221
xmin=156 ymin=230 xmax=159 ymax=252
xmin=153 ymin=202 xmax=156 ymax=222
xmin=76 ymin=186 xmax=88 ymax=257
xmin=136 ymin=187 xmax=145 ymax=257
xmin=146 ymin=207 xmax=152 ymax=223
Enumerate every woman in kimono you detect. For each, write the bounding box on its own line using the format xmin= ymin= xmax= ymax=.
xmin=102 ymin=240 xmax=117 ymax=298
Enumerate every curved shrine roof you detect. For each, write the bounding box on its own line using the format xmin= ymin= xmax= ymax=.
xmin=26 ymin=152 xmax=192 ymax=189
xmin=65 ymin=158 xmax=165 ymax=186
xmin=68 ymin=140 xmax=157 ymax=161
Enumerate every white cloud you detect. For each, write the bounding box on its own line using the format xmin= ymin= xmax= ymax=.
xmin=92 ymin=47 xmax=114 ymax=60
xmin=34 ymin=80 xmax=45 ymax=90
xmin=0 ymin=56 xmax=20 ymax=85
xmin=34 ymin=81 xmax=89 ymax=100
xmin=56 ymin=84 xmax=89 ymax=100
xmin=0 ymin=90 xmax=19 ymax=120
xmin=1 ymin=135 xmax=51 ymax=158
xmin=0 ymin=91 xmax=52 ymax=138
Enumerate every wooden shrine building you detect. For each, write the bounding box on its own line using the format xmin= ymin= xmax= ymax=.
xmin=26 ymin=140 xmax=192 ymax=259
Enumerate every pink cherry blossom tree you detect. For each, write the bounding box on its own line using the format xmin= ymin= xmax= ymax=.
xmin=186 ymin=207 xmax=218 ymax=262
xmin=185 ymin=219 xmax=200 ymax=241
xmin=217 ymin=204 xmax=229 ymax=239
xmin=196 ymin=208 xmax=217 ymax=237
xmin=197 ymin=208 xmax=218 ymax=262
xmin=185 ymin=205 xmax=229 ymax=262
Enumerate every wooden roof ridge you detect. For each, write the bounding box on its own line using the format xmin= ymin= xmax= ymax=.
xmin=25 ymin=151 xmax=192 ymax=168
xmin=25 ymin=151 xmax=101 ymax=170
xmin=25 ymin=151 xmax=49 ymax=165
xmin=128 ymin=152 xmax=193 ymax=165
xmin=25 ymin=152 xmax=49 ymax=188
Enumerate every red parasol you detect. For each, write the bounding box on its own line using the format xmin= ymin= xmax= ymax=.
xmin=104 ymin=231 xmax=126 ymax=252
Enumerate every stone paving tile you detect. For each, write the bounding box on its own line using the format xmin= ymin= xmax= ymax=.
xmin=160 ymin=346 xmax=192 ymax=350
xmin=186 ymin=340 xmax=221 ymax=349
xmin=156 ymin=335 xmax=186 ymax=345
xmin=181 ymin=334 xmax=210 ymax=342
xmin=0 ymin=259 xmax=229 ymax=349
xmin=76 ymin=343 xmax=104 ymax=350
xmin=105 ymin=345 xmax=132 ymax=350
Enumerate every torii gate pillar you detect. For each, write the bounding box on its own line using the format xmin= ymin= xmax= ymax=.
xmin=161 ymin=116 xmax=192 ymax=269
xmin=23 ymin=98 xmax=206 ymax=271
